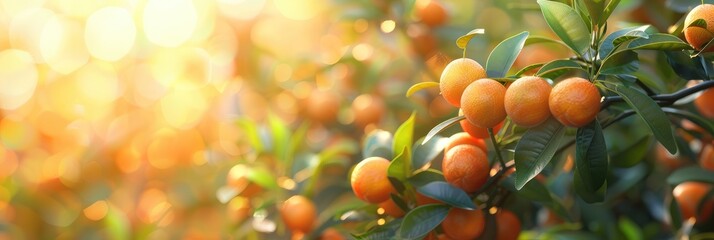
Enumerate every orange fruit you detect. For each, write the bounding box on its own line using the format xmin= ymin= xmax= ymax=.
xmin=655 ymin=144 xmax=686 ymax=171
xmin=673 ymin=182 xmax=714 ymax=221
xmin=700 ymin=142 xmax=714 ymax=171
xmin=459 ymin=109 xmax=503 ymax=139
xmin=695 ymin=88 xmax=714 ymax=119
xmin=416 ymin=192 xmax=441 ymax=206
xmin=495 ymin=210 xmax=521 ymax=240
xmin=320 ymin=228 xmax=345 ymax=240
xmin=444 ymin=132 xmax=487 ymax=153
xmin=227 ymin=196 xmax=251 ymax=223
xmin=461 ymin=78 xmax=507 ymax=128
xmin=442 ymin=145 xmax=489 ymax=193
xmin=505 ymin=76 xmax=552 ymax=127
xmin=408 ymin=24 xmax=438 ymax=58
xmin=439 ymin=58 xmax=487 ymax=107
xmin=548 ymin=77 xmax=601 ymax=127
xmin=416 ymin=0 xmax=448 ymax=27
xmin=351 ymin=94 xmax=386 ymax=127
xmin=227 ymin=164 xmax=263 ymax=198
xmin=280 ymin=195 xmax=317 ymax=233
xmin=442 ymin=208 xmax=485 ymax=239
xmin=306 ymin=90 xmax=341 ymax=123
xmin=684 ymin=4 xmax=714 ymax=52
xmin=350 ymin=157 xmax=394 ymax=203
xmin=378 ymin=197 xmax=406 ymax=218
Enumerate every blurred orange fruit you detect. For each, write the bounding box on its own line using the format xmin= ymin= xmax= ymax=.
xmin=442 ymin=208 xmax=485 ymax=239
xmin=227 ymin=164 xmax=263 ymax=198
xmin=548 ymin=77 xmax=601 ymax=127
xmin=684 ymin=4 xmax=714 ymax=52
xmin=695 ymin=88 xmax=714 ymax=119
xmin=442 ymin=145 xmax=489 ymax=193
xmin=439 ymin=58 xmax=486 ymax=107
xmin=700 ymin=142 xmax=714 ymax=171
xmin=673 ymin=182 xmax=714 ymax=221
xmin=306 ymin=90 xmax=341 ymax=124
xmin=352 ymin=94 xmax=386 ymax=128
xmin=655 ymin=144 xmax=686 ymax=170
xmin=417 ymin=0 xmax=448 ymax=27
xmin=320 ymin=228 xmax=346 ymax=240
xmin=280 ymin=195 xmax=317 ymax=233
xmin=350 ymin=157 xmax=394 ymax=203
xmin=495 ymin=209 xmax=521 ymax=240
xmin=505 ymin=76 xmax=552 ymax=127
xmin=461 ymin=78 xmax=507 ymax=128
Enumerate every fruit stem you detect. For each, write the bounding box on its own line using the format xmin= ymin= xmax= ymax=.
xmin=488 ymin=128 xmax=506 ymax=169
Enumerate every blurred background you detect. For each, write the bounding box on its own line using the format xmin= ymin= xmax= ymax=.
xmin=0 ymin=0 xmax=702 ymax=239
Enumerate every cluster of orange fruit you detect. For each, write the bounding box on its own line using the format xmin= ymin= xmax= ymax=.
xmin=441 ymin=58 xmax=601 ymax=130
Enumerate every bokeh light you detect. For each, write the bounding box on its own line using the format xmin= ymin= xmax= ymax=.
xmin=84 ymin=7 xmax=135 ymax=61
xmin=142 ymin=0 xmax=197 ymax=47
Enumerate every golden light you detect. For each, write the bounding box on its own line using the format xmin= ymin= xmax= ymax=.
xmin=354 ymin=19 xmax=369 ymax=33
xmin=380 ymin=20 xmax=396 ymax=33
xmin=160 ymin=86 xmax=208 ymax=129
xmin=489 ymin=207 xmax=498 ymax=214
xmin=40 ymin=16 xmax=88 ymax=74
xmin=352 ymin=43 xmax=373 ymax=61
xmin=8 ymin=8 xmax=55 ymax=62
xmin=274 ymin=0 xmax=325 ymax=21
xmin=0 ymin=0 xmax=47 ymax=16
xmin=84 ymin=7 xmax=135 ymax=61
xmin=217 ymin=0 xmax=265 ymax=20
xmin=83 ymin=200 xmax=108 ymax=221
xmin=0 ymin=49 xmax=38 ymax=110
xmin=142 ymin=0 xmax=197 ymax=47
xmin=74 ymin=62 xmax=120 ymax=104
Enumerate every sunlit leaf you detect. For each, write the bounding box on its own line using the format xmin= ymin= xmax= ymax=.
xmin=423 ymin=115 xmax=465 ymax=145
xmin=537 ymin=0 xmax=592 ymax=56
xmin=600 ymin=50 xmax=639 ymax=75
xmin=486 ymin=31 xmax=530 ymax=78
xmin=406 ymin=81 xmax=440 ymax=97
xmin=393 ymin=112 xmax=416 ymax=162
xmin=456 ymin=28 xmax=486 ymax=50
xmin=536 ymin=59 xmax=587 ymax=79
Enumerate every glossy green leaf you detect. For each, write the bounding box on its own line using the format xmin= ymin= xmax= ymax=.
xmin=525 ymin=35 xmax=569 ymax=48
xmin=610 ymin=135 xmax=652 ymax=167
xmin=667 ymin=166 xmax=714 ymax=185
xmin=575 ymin=120 xmax=608 ymax=191
xmin=513 ymin=63 xmax=545 ymax=77
xmin=406 ymin=81 xmax=440 ymax=98
xmin=600 ymin=0 xmax=621 ymax=26
xmin=618 ymin=217 xmax=643 ymax=240
xmin=423 ymin=115 xmax=465 ymax=145
xmin=603 ymin=83 xmax=678 ymax=154
xmin=388 ymin=147 xmax=409 ymax=181
xmin=599 ymin=25 xmax=653 ymax=58
xmin=537 ymin=0 xmax=592 ymax=56
xmin=354 ymin=219 xmax=402 ymax=240
xmin=412 ymin=136 xmax=448 ymax=170
xmin=394 ymin=112 xmax=416 ymax=162
xmin=600 ymin=50 xmax=639 ymax=75
xmin=663 ymin=107 xmax=714 ymax=137
xmin=247 ymin=166 xmax=278 ymax=189
xmin=627 ymin=33 xmax=691 ymax=51
xmin=514 ymin=117 xmax=566 ymax=190
xmin=416 ymin=181 xmax=476 ymax=210
xmin=536 ymin=59 xmax=586 ymax=79
xmin=574 ymin=0 xmax=593 ymax=32
xmin=408 ymin=169 xmax=445 ymax=187
xmin=688 ymin=18 xmax=707 ymax=28
xmin=398 ymin=204 xmax=450 ymax=240
xmin=486 ymin=31 xmax=530 ymax=78
xmin=363 ymin=129 xmax=393 ymax=159
xmin=456 ymin=28 xmax=486 ymax=50
xmin=574 ymin=169 xmax=607 ymax=203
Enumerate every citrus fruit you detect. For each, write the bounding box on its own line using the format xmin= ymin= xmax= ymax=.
xmin=378 ymin=197 xmax=405 ymax=218
xmin=700 ymin=142 xmax=714 ymax=171
xmin=306 ymin=89 xmax=341 ymax=123
xmin=459 ymin=109 xmax=503 ymax=139
xmin=439 ymin=58 xmax=486 ymax=107
xmin=320 ymin=228 xmax=345 ymax=240
xmin=505 ymin=76 xmax=552 ymax=127
xmin=548 ymin=77 xmax=601 ymax=127
xmin=351 ymin=93 xmax=386 ymax=127
xmin=350 ymin=157 xmax=394 ymax=203
xmin=684 ymin=4 xmax=714 ymax=52
xmin=673 ymin=182 xmax=714 ymax=221
xmin=695 ymin=88 xmax=714 ymax=119
xmin=442 ymin=145 xmax=489 ymax=193
xmin=461 ymin=78 xmax=507 ymax=128
xmin=280 ymin=195 xmax=317 ymax=233
xmin=495 ymin=209 xmax=521 ymax=240
xmin=417 ymin=0 xmax=448 ymax=27
xmin=442 ymin=208 xmax=485 ymax=239
xmin=444 ymin=132 xmax=487 ymax=153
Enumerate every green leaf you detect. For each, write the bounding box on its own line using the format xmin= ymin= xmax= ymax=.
xmin=390 ymin=193 xmax=411 ymax=213
xmin=513 ymin=63 xmax=545 ymax=77
xmin=104 ymin=207 xmax=130 ymax=240
xmin=456 ymin=29 xmax=486 ymax=50
xmin=525 ymin=35 xmax=569 ymax=49
xmin=627 ymin=33 xmax=691 ymax=51
xmin=354 ymin=219 xmax=402 ymax=240
xmin=669 ymin=197 xmax=682 ymax=230
xmin=486 ymin=31 xmax=530 ymax=78
xmin=416 ymin=182 xmax=476 ymax=210
xmin=406 ymin=81 xmax=440 ymax=98
xmin=389 ymin=147 xmax=410 ymax=181
xmin=501 ymin=175 xmax=553 ymax=203
xmin=536 ymin=59 xmax=587 ymax=79
xmin=662 ymin=107 xmax=714 ymax=137
xmin=610 ymin=135 xmax=652 ymax=167
xmin=398 ymin=204 xmax=450 ymax=240
xmin=248 ymin=166 xmax=278 ymax=189
xmin=688 ymin=18 xmax=708 ymax=28
xmin=288 ymin=121 xmax=310 ymax=164
xmin=602 ymin=83 xmax=678 ymax=154
xmin=599 ymin=25 xmax=653 ymax=58
xmin=574 ymin=169 xmax=607 ymax=203
xmin=580 ymin=0 xmax=605 ymax=27
xmin=408 ymin=169 xmax=445 ymax=187
xmin=514 ymin=117 xmax=566 ymax=190
xmin=600 ymin=50 xmax=639 ymax=75
xmin=618 ymin=217 xmax=644 ymax=240
xmin=422 ymin=115 xmax=465 ymax=145
xmin=363 ymin=129 xmax=393 ymax=159
xmin=665 ymin=51 xmax=709 ymax=80
xmin=268 ymin=113 xmax=290 ymax=162
xmin=237 ymin=118 xmax=264 ymax=153
xmin=575 ymin=120 xmax=608 ymax=191
xmin=537 ymin=0 xmax=592 ymax=56
xmin=667 ymin=166 xmax=714 ymax=185
xmin=394 ymin=112 xmax=416 ymax=162
xmin=412 ymin=136 xmax=448 ymax=170
xmin=600 ymin=0 xmax=621 ymax=26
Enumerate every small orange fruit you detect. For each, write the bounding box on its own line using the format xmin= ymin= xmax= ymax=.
xmin=459 ymin=109 xmax=503 ymax=139
xmin=444 ymin=132 xmax=487 ymax=153
xmin=227 ymin=196 xmax=251 ymax=223
xmin=684 ymin=4 xmax=714 ymax=52
xmin=548 ymin=77 xmax=601 ymax=127
xmin=280 ymin=195 xmax=317 ymax=233
xmin=439 ymin=58 xmax=487 ymax=107
xmin=673 ymin=182 xmax=714 ymax=221
xmin=461 ymin=78 xmax=507 ymax=128
xmin=306 ymin=90 xmax=341 ymax=124
xmin=442 ymin=208 xmax=485 ymax=239
xmin=415 ymin=192 xmax=441 ymax=206
xmin=378 ymin=197 xmax=406 ymax=218
xmin=320 ymin=228 xmax=346 ymax=240
xmin=655 ymin=144 xmax=686 ymax=171
xmin=416 ymin=0 xmax=448 ymax=27
xmin=351 ymin=94 xmax=386 ymax=127
xmin=442 ymin=145 xmax=489 ymax=193
xmin=350 ymin=157 xmax=394 ymax=203
xmin=227 ymin=164 xmax=263 ymax=198
xmin=700 ymin=142 xmax=714 ymax=171
xmin=695 ymin=88 xmax=714 ymax=119
xmin=505 ymin=76 xmax=552 ymax=127
xmin=495 ymin=210 xmax=521 ymax=240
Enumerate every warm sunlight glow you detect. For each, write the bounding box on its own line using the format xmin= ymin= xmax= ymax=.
xmin=40 ymin=16 xmax=89 ymax=74
xmin=142 ymin=0 xmax=197 ymax=47
xmin=85 ymin=7 xmax=136 ymax=61
xmin=0 ymin=49 xmax=37 ymax=110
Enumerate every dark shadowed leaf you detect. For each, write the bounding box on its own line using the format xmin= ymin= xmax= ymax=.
xmin=412 ymin=136 xmax=448 ymax=170
xmin=514 ymin=117 xmax=566 ymax=190
xmin=416 ymin=181 xmax=476 ymax=209
xmin=398 ymin=204 xmax=450 ymax=240
xmin=423 ymin=115 xmax=465 ymax=144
